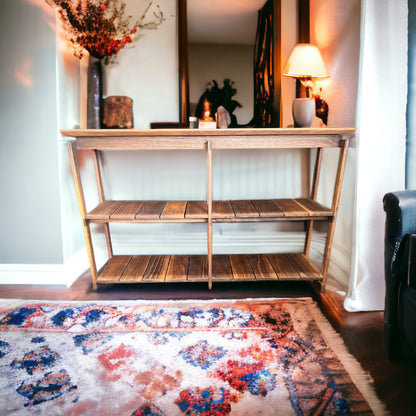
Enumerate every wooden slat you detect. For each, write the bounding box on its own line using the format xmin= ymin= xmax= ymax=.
xmin=230 ymin=200 xmax=259 ymax=218
xmin=248 ymin=254 xmax=278 ymax=280
xmin=273 ymin=199 xmax=309 ymax=217
xmin=185 ymin=201 xmax=208 ymax=218
xmin=87 ymin=200 xmax=123 ymax=219
xmin=212 ymin=255 xmax=233 ymax=280
xmin=286 ymin=253 xmax=322 ymax=279
xmin=295 ymin=198 xmax=332 ymax=216
xmin=187 ymin=255 xmax=208 ymax=281
xmin=143 ymin=255 xmax=170 ymax=281
xmin=98 ymin=256 xmax=131 ymax=282
xmin=120 ymin=255 xmax=151 ymax=281
xmin=136 ymin=201 xmax=166 ymax=219
xmin=212 ymin=201 xmax=235 ymax=218
xmin=110 ymin=201 xmax=145 ymax=220
xmin=267 ymin=253 xmax=300 ymax=279
xmin=161 ymin=201 xmax=187 ymax=219
xmin=165 ymin=255 xmax=189 ymax=281
xmin=229 ymin=254 xmax=255 ymax=280
xmin=251 ymin=200 xmax=284 ymax=218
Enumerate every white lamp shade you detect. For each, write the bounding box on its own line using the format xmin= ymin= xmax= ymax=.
xmin=283 ymin=43 xmax=328 ymax=78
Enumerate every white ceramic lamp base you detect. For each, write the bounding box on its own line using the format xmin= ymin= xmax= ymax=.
xmin=292 ymin=98 xmax=315 ymax=127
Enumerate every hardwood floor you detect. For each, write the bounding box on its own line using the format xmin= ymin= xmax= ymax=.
xmin=319 ymin=291 xmax=416 ymax=416
xmin=0 ymin=273 xmax=415 ymax=415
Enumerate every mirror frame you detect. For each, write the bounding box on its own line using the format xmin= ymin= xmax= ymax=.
xmin=177 ymin=0 xmax=310 ymax=127
xmin=178 ymin=0 xmax=189 ymax=124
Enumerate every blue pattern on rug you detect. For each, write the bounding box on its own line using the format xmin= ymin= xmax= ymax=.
xmin=16 ymin=369 xmax=77 ymax=407
xmin=51 ymin=308 xmax=76 ymax=326
xmin=0 ymin=339 xmax=11 ymax=359
xmin=11 ymin=345 xmax=59 ymax=375
xmin=1 ymin=307 xmax=39 ymax=327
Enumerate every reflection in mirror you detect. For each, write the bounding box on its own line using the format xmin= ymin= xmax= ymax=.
xmin=186 ymin=0 xmax=266 ymax=126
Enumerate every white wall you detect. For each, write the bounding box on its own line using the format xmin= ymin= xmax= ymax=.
xmin=0 ymin=0 xmax=63 ymax=264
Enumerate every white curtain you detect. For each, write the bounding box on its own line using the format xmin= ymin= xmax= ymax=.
xmin=344 ymin=0 xmax=408 ymax=311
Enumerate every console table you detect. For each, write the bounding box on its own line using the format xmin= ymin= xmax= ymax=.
xmin=62 ymin=128 xmax=355 ymax=291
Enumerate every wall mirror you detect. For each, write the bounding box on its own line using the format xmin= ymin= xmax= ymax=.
xmin=178 ymin=0 xmax=310 ymax=128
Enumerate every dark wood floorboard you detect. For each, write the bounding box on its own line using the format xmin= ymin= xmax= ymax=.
xmin=0 ymin=272 xmax=415 ymax=415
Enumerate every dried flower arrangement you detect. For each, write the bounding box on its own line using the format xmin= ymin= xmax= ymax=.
xmin=47 ymin=0 xmax=164 ymax=64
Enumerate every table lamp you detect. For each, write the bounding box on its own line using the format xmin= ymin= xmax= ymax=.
xmin=283 ymin=43 xmax=328 ymax=127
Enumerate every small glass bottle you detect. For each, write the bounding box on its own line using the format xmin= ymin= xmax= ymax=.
xmin=189 ymin=116 xmax=199 ymax=129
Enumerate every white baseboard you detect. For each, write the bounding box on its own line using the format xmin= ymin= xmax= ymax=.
xmin=0 ymin=250 xmax=89 ymax=287
xmin=0 ymin=232 xmax=351 ymax=289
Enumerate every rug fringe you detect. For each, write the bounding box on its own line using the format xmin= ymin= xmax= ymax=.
xmin=308 ymin=301 xmax=390 ymax=416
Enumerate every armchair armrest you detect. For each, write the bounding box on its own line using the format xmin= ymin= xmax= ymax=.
xmin=383 ymin=190 xmax=416 ymax=253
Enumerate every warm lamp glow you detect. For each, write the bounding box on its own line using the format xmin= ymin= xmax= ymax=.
xmin=14 ymin=58 xmax=33 ymax=88
xmin=283 ymin=43 xmax=328 ymax=79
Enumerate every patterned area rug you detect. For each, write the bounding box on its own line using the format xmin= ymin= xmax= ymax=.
xmin=0 ymin=298 xmax=387 ymax=415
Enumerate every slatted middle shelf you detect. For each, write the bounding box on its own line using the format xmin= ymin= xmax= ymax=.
xmin=85 ymin=198 xmax=333 ymax=223
xmin=96 ymin=253 xmax=323 ymax=284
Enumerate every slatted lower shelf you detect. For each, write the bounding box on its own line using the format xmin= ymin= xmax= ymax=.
xmin=96 ymin=253 xmax=323 ymax=284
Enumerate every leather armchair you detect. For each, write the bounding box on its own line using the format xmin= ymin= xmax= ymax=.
xmin=383 ymin=190 xmax=416 ymax=361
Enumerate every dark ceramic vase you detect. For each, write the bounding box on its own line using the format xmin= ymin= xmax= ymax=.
xmin=314 ymin=93 xmax=329 ymax=125
xmin=87 ymin=56 xmax=103 ymax=129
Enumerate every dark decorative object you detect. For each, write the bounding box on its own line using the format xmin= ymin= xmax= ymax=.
xmin=253 ymin=0 xmax=275 ymax=128
xmin=103 ymin=96 xmax=133 ymax=129
xmin=87 ymin=57 xmax=103 ymax=129
xmin=195 ymin=79 xmax=241 ymax=127
xmin=314 ymin=90 xmax=329 ymax=125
